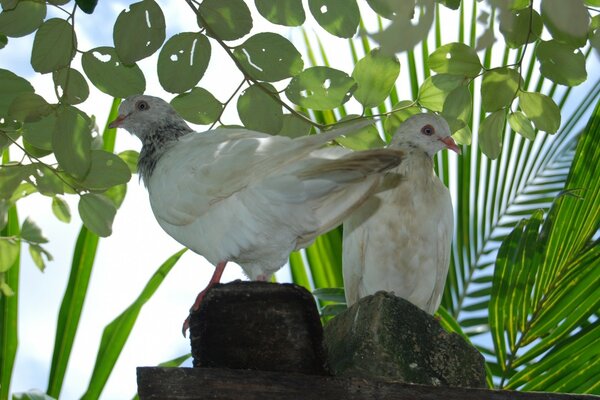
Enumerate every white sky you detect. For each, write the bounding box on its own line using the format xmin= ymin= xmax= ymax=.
xmin=2 ymin=1 xmax=599 ymax=399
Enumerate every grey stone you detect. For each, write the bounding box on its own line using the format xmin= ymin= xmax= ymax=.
xmin=323 ymin=291 xmax=487 ymax=388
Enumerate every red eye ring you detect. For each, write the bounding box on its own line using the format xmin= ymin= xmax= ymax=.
xmin=421 ymin=124 xmax=435 ymax=136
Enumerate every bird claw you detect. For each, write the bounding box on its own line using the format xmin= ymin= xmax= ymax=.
xmin=182 ymin=315 xmax=191 ymax=337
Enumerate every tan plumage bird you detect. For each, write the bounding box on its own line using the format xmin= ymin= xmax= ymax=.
xmin=343 ymin=113 xmax=459 ymax=314
xmin=109 ymin=95 xmax=407 ymax=333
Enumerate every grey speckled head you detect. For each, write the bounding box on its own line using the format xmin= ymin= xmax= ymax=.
xmin=390 ymin=113 xmax=460 ymax=157
xmin=109 ymin=94 xmax=193 ymax=184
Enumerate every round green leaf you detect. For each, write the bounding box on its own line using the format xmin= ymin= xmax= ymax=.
xmin=113 ymin=0 xmax=165 ymax=65
xmin=21 ymin=217 xmax=48 ymax=244
xmin=0 ymin=237 xmax=19 ymax=272
xmin=53 ymin=67 xmax=89 ymax=105
xmin=278 ymin=113 xmax=313 ymax=138
xmin=541 ymin=0 xmax=589 ymax=47
xmin=52 ymin=196 xmax=71 ymax=222
xmin=170 ymin=87 xmax=223 ymax=125
xmin=22 ymin=113 xmax=55 ymax=150
xmin=158 ymin=32 xmax=211 ymax=93
xmin=104 ymin=183 xmax=127 ymax=209
xmin=285 ymin=66 xmax=357 ymax=110
xmin=481 ymin=67 xmax=521 ymax=112
xmin=52 ymin=106 xmax=92 ymax=179
xmin=383 ymin=100 xmax=421 ymax=139
xmin=82 ymin=47 xmax=146 ymax=98
xmin=536 ymin=40 xmax=587 ymax=87
xmin=33 ymin=165 xmax=64 ymax=195
xmin=478 ymin=110 xmax=506 ymax=160
xmin=255 ymin=0 xmax=305 ymax=26
xmin=198 ymin=0 xmax=252 ymax=41
xmin=366 ymin=0 xmax=398 ymax=19
xmin=0 ymin=165 xmax=33 ymax=199
xmin=352 ymin=48 xmax=400 ymax=108
xmin=308 ymin=0 xmax=359 ymax=38
xmin=452 ymin=124 xmax=472 ymax=146
xmin=442 ymin=86 xmax=471 ymax=124
xmin=118 ymin=150 xmax=139 ymax=174
xmin=428 ymin=42 xmax=482 ymax=77
xmin=499 ymin=8 xmax=542 ymax=48
xmin=233 ymin=32 xmax=304 ymax=82
xmin=78 ymin=193 xmax=116 ymax=237
xmin=0 ymin=34 xmax=6 ymax=49
xmin=508 ymin=111 xmax=535 ymax=141
xmin=0 ymin=0 xmax=46 ymax=38
xmin=0 ymin=68 xmax=34 ymax=117
xmin=31 ymin=18 xmax=77 ymax=73
xmin=8 ymin=93 xmax=51 ymax=122
xmin=335 ymin=115 xmax=385 ymax=150
xmin=80 ymin=150 xmax=132 ymax=190
xmin=518 ymin=91 xmax=561 ymax=133
xmin=75 ymin=0 xmax=98 ymax=13
xmin=237 ymin=83 xmax=283 ymax=134
xmin=417 ymin=74 xmax=465 ymax=112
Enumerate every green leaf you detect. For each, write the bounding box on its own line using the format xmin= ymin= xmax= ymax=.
xmin=499 ymin=8 xmax=542 ymax=48
xmin=278 ymin=113 xmax=313 ymax=138
xmin=81 ymin=47 xmax=146 ymax=98
xmin=254 ymin=0 xmax=305 ymax=26
xmin=308 ymin=0 xmax=359 ymax=38
xmin=285 ymin=66 xmax=357 ymax=110
xmin=29 ymin=244 xmax=52 ymax=271
xmin=418 ymin=73 xmax=465 ymax=112
xmin=0 ymin=165 xmax=32 ymax=199
xmin=335 ymin=115 xmax=385 ymax=150
xmin=351 ymin=48 xmax=400 ymax=108
xmin=21 ymin=217 xmax=48 ymax=244
xmin=157 ymin=32 xmax=211 ymax=93
xmin=479 ymin=110 xmax=506 ymax=159
xmin=198 ymin=0 xmax=252 ymax=41
xmin=383 ymin=100 xmax=422 ymax=139
xmin=541 ymin=0 xmax=589 ymax=47
xmin=366 ymin=0 xmax=401 ymax=19
xmin=30 ymin=18 xmax=76 ymax=74
xmin=80 ymin=150 xmax=132 ymax=190
xmin=118 ymin=150 xmax=139 ymax=174
xmin=103 ymin=183 xmax=127 ymax=209
xmin=52 ymin=196 xmax=71 ymax=223
xmin=481 ymin=67 xmax=521 ymax=112
xmin=22 ymin=113 xmax=56 ymax=150
xmin=113 ymin=0 xmax=165 ymax=65
xmin=82 ymin=249 xmax=186 ymax=399
xmin=519 ymin=91 xmax=561 ymax=133
xmin=233 ymin=32 xmax=304 ymax=82
xmin=75 ymin=0 xmax=97 ymax=13
xmin=0 ymin=0 xmax=46 ymax=38
xmin=53 ymin=67 xmax=89 ymax=105
xmin=442 ymin=86 xmax=472 ymax=125
xmin=508 ymin=111 xmax=535 ymax=140
xmin=170 ymin=87 xmax=223 ymax=125
xmin=313 ymin=287 xmax=346 ymax=303
xmin=428 ymin=42 xmax=482 ymax=77
xmin=0 ymin=68 xmax=34 ymax=117
xmin=78 ymin=193 xmax=116 ymax=237
xmin=237 ymin=83 xmax=283 ymax=134
xmin=536 ymin=40 xmax=587 ymax=87
xmin=52 ymin=106 xmax=92 ymax=179
xmin=0 ymin=237 xmax=18 ymax=272
xmin=0 ymin=34 xmax=6 ymax=49
xmin=8 ymin=93 xmax=51 ymax=122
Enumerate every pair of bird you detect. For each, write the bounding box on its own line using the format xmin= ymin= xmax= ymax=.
xmin=110 ymin=95 xmax=460 ymax=334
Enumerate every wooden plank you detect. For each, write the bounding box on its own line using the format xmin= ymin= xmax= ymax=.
xmin=137 ymin=367 xmax=598 ymax=400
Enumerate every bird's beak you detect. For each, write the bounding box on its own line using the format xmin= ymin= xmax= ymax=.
xmin=108 ymin=114 xmax=127 ymax=129
xmin=440 ymin=136 xmax=461 ymax=154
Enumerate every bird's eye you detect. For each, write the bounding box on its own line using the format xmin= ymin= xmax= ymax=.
xmin=136 ymin=100 xmax=149 ymax=111
xmin=421 ymin=124 xmax=435 ymax=136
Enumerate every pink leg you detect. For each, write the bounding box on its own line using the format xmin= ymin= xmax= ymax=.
xmin=182 ymin=261 xmax=227 ymax=337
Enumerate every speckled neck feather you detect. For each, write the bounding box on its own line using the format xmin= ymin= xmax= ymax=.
xmin=138 ymin=120 xmax=193 ymax=185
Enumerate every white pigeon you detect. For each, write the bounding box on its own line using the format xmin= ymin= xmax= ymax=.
xmin=342 ymin=113 xmax=459 ymax=314
xmin=109 ymin=94 xmax=406 ymax=332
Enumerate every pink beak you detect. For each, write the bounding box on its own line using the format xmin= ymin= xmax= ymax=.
xmin=108 ymin=114 xmax=127 ymax=129
xmin=440 ymin=136 xmax=461 ymax=154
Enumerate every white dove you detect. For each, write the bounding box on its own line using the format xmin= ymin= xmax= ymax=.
xmin=109 ymin=94 xmax=406 ymax=332
xmin=342 ymin=113 xmax=459 ymax=314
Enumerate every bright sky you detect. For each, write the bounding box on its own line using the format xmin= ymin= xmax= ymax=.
xmin=3 ymin=1 xmax=599 ymax=399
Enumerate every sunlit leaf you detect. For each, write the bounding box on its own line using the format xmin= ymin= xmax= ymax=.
xmin=0 ymin=165 xmax=33 ymax=199
xmin=33 ymin=165 xmax=64 ymax=196
xmin=51 ymin=196 xmax=71 ymax=223
xmin=479 ymin=110 xmax=506 ymax=159
xmin=442 ymin=85 xmax=471 ymax=125
xmin=418 ymin=73 xmax=465 ymax=111
xmin=541 ymin=0 xmax=589 ymax=47
xmin=31 ymin=18 xmax=76 ymax=73
xmin=53 ymin=67 xmax=89 ymax=105
xmin=0 ymin=237 xmax=19 ymax=272
xmin=22 ymin=113 xmax=55 ymax=150
xmin=428 ymin=42 xmax=482 ymax=77
xmin=285 ymin=66 xmax=357 ymax=110
xmin=233 ymin=32 xmax=303 ymax=82
xmin=519 ymin=91 xmax=561 ymax=133
xmin=499 ymin=8 xmax=542 ymax=48
xmin=237 ymin=83 xmax=283 ymax=134
xmin=8 ymin=93 xmax=51 ymax=123
xmin=308 ymin=0 xmax=359 ymax=38
xmin=0 ymin=0 xmax=46 ymax=38
xmin=80 ymin=150 xmax=132 ymax=190
xmin=198 ymin=0 xmax=252 ymax=41
xmin=255 ymin=0 xmax=305 ymax=26
xmin=78 ymin=193 xmax=117 ymax=237
xmin=278 ymin=113 xmax=313 ymax=138
xmin=0 ymin=68 xmax=34 ymax=117
xmin=103 ymin=183 xmax=127 ymax=209
xmin=335 ymin=115 xmax=384 ymax=150
xmin=508 ymin=111 xmax=535 ymax=140
xmin=170 ymin=87 xmax=223 ymax=125
xmin=536 ymin=40 xmax=587 ymax=87
xmin=82 ymin=47 xmax=146 ymax=98
xmin=351 ymin=48 xmax=400 ymax=108
xmin=118 ymin=150 xmax=139 ymax=174
xmin=157 ymin=32 xmax=211 ymax=93
xmin=481 ymin=67 xmax=521 ymax=112
xmin=113 ymin=0 xmax=165 ymax=65
xmin=52 ymin=106 xmax=92 ymax=179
